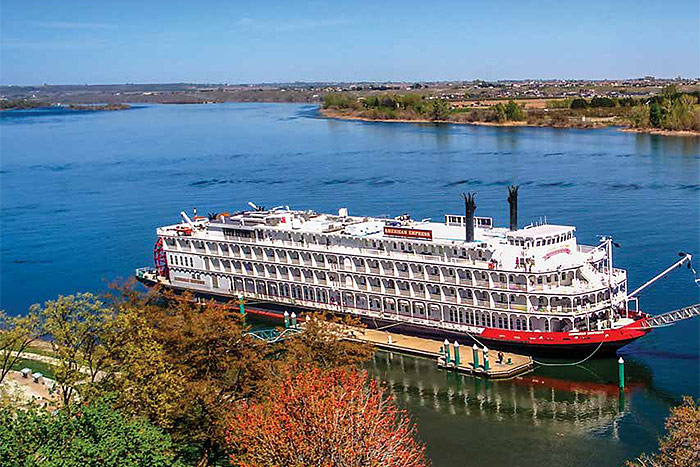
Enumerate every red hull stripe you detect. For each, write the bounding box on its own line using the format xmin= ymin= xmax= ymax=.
xmin=474 ymin=320 xmax=650 ymax=346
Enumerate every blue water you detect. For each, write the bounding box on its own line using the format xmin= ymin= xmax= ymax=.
xmin=1 ymin=104 xmax=699 ymax=466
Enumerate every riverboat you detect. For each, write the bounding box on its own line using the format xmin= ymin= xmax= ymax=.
xmin=136 ymin=188 xmax=695 ymax=358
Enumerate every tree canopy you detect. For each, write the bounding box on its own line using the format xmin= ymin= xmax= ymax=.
xmin=628 ymin=396 xmax=699 ymax=467
xmin=0 ymin=398 xmax=180 ymax=467
xmin=226 ymin=366 xmax=428 ymax=467
xmin=1 ymin=285 xmax=399 ymax=466
xmin=0 ymin=310 xmax=43 ymax=384
xmin=631 ymin=85 xmax=700 ymax=131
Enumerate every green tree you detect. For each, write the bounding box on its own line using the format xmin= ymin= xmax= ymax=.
xmin=0 ymin=310 xmax=43 ymax=384
xmin=282 ymin=314 xmax=373 ymax=370
xmin=363 ymin=95 xmax=380 ymax=108
xmin=493 ymin=102 xmax=507 ymax=122
xmin=665 ymin=94 xmax=697 ymax=130
xmin=630 ymin=104 xmax=651 ymax=128
xmin=39 ymin=293 xmax=115 ymax=408
xmin=428 ymin=98 xmax=451 ymax=120
xmin=661 ymin=84 xmax=679 ymax=101
xmin=102 ymin=296 xmax=188 ymax=431
xmin=649 ymin=101 xmax=665 ymax=128
xmin=322 ymin=93 xmax=357 ymax=109
xmin=104 ymin=289 xmax=272 ymax=465
xmin=398 ymin=93 xmax=424 ymax=111
xmin=570 ymin=98 xmax=589 ymax=109
xmin=0 ymin=398 xmax=181 ymax=467
xmin=590 ymin=97 xmax=616 ymax=108
xmin=505 ymin=99 xmax=526 ymax=121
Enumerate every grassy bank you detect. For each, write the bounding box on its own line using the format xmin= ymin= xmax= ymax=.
xmin=10 ymin=357 xmax=57 ymax=380
xmin=322 ymin=87 xmax=700 ymax=135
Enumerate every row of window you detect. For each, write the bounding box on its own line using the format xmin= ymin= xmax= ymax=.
xmin=168 ymin=246 xmax=579 ymax=288
xmin=508 ymin=231 xmax=574 ymax=247
xmin=175 ymin=229 xmax=497 ymax=263
xmin=170 ymin=255 xmax=193 ymax=267
xmin=235 ymin=277 xmax=561 ymax=331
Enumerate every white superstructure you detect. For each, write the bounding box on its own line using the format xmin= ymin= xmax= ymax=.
xmin=152 ymin=205 xmax=632 ymax=335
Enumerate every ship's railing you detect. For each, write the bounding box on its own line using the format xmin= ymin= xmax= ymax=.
xmin=230 ymin=238 xmax=496 ymax=268
xmin=171 ymin=258 xmax=624 ymax=312
xmin=161 ymin=235 xmax=617 ymax=287
xmin=229 ymin=284 xmax=614 ymax=319
xmin=235 ymin=289 xmax=616 ymax=336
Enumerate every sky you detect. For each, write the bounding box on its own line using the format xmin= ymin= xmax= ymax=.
xmin=1 ymin=0 xmax=698 ymax=85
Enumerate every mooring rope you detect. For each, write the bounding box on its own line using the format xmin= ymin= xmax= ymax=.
xmin=375 ymin=321 xmax=404 ymax=332
xmin=532 ymin=335 xmax=607 ymax=367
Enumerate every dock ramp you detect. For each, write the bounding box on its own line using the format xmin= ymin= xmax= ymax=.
xmin=643 ymin=303 xmax=700 ymax=328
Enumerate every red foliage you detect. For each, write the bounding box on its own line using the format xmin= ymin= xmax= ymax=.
xmin=226 ymin=366 xmax=428 ymax=467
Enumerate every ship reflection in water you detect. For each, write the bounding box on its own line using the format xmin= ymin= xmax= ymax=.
xmin=369 ymin=350 xmax=657 ymax=438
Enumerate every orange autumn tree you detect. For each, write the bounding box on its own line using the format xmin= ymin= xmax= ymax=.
xmin=226 ymin=366 xmax=428 ymax=467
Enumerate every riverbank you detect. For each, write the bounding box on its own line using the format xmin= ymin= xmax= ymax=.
xmin=1 ymin=101 xmax=130 ymax=112
xmin=320 ymin=108 xmax=700 ymax=137
xmin=67 ymin=103 xmax=131 ymax=111
xmin=620 ymin=127 xmax=700 ymax=137
xmin=321 ymin=107 xmax=536 ymax=127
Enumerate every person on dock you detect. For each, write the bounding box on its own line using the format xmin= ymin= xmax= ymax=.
xmin=498 ymin=351 xmax=504 ymax=364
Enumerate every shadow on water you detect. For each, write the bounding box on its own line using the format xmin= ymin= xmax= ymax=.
xmin=367 ymin=350 xmax=680 ymax=466
xmin=634 ymin=132 xmax=700 ymax=157
xmin=371 ymin=351 xmax=659 ymax=426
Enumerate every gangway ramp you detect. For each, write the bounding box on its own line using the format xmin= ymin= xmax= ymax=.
xmin=644 ymin=303 xmax=700 ymax=328
xmin=244 ymin=327 xmax=301 ymax=344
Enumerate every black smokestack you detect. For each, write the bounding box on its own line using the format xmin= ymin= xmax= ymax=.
xmin=508 ymin=185 xmax=519 ymax=231
xmin=462 ymin=192 xmax=477 ymax=242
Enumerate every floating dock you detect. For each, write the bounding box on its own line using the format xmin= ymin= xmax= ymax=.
xmin=343 ymin=327 xmax=533 ymax=379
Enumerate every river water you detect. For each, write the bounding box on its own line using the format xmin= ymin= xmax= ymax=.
xmin=1 ymin=103 xmax=698 ymax=465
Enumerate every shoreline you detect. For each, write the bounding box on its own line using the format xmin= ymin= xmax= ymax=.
xmin=320 ymin=108 xmax=536 ymax=127
xmin=618 ymin=127 xmax=700 ymax=137
xmin=1 ymin=103 xmax=131 ymax=112
xmin=320 ymin=108 xmax=700 ymax=137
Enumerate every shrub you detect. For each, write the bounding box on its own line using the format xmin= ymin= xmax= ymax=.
xmin=570 ymin=98 xmax=589 ymax=109
xmin=323 ymin=93 xmax=358 ymax=110
xmin=591 ymin=97 xmax=616 ymax=108
xmin=505 ymin=99 xmax=526 ymax=121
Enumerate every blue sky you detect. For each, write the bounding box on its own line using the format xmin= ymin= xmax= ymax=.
xmin=1 ymin=0 xmax=698 ymax=85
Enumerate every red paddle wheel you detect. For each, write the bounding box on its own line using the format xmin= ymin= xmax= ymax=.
xmin=153 ymin=238 xmax=169 ymax=279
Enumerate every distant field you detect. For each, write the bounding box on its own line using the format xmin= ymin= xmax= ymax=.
xmin=2 ymin=80 xmax=698 ymax=106
xmin=452 ymin=98 xmax=550 ymax=109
